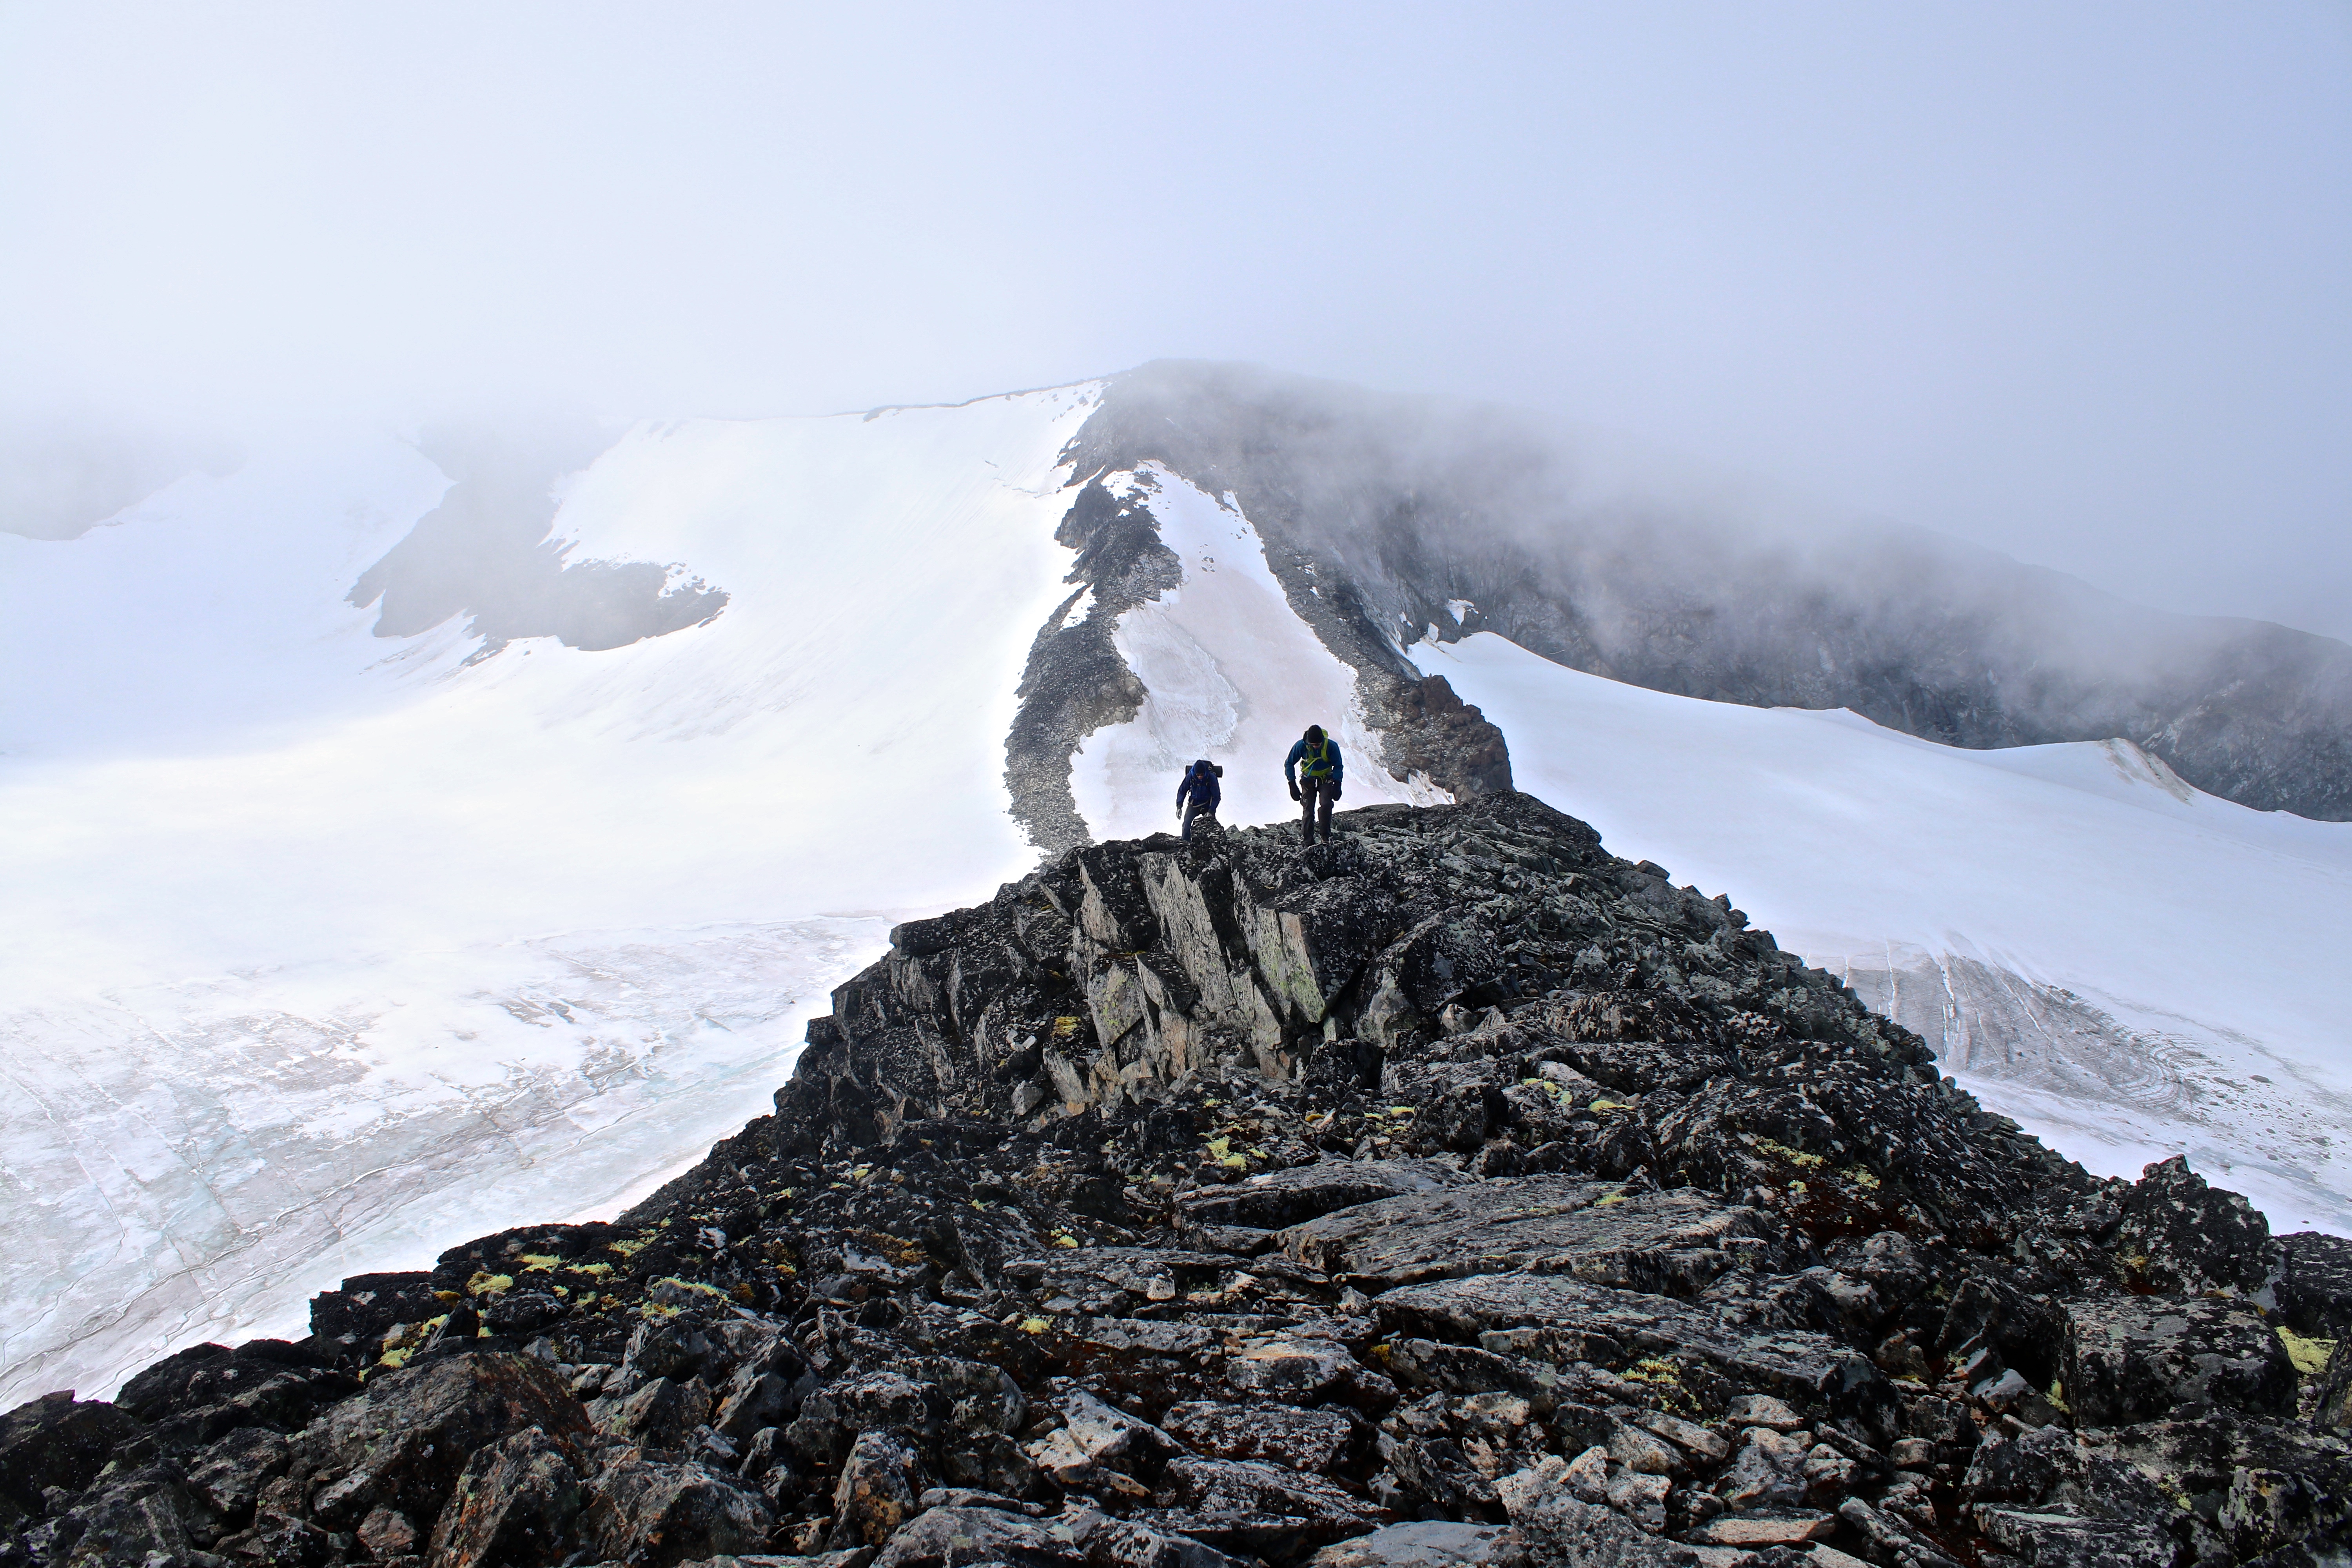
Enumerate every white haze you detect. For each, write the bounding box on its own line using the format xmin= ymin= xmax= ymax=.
xmin=2 ymin=3 xmax=2348 ymax=635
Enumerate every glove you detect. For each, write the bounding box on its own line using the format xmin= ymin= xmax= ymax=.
xmin=1288 ymin=782 xmax=1301 ymax=802
xmin=1328 ymin=781 xmax=1342 ymax=801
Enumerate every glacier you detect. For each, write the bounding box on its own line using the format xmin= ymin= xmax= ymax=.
xmin=4 ymin=376 xmax=2347 ymax=1414
xmin=0 ymin=386 xmax=1102 ymax=1407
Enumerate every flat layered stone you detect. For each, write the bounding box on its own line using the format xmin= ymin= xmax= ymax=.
xmin=1375 ymin=1272 xmax=1857 ymax=1401
xmin=1179 ymin=1159 xmax=1471 ymax=1231
xmin=1164 ymin=1402 xmax=1354 ymax=1472
xmin=1974 ymin=1507 xmax=2176 ymax=1567
xmin=1001 ymin=1249 xmax=1241 ymax=1305
xmin=1152 ymin=1456 xmax=1382 ymax=1544
xmin=1525 ymin=1036 xmax=1739 ymax=1095
xmin=1282 ymin=1175 xmax=1774 ymax=1293
xmin=1306 ymin=1521 xmax=1510 ymax=1568
xmin=872 ymin=1504 xmax=1245 ymax=1568
xmin=1686 ymin=1510 xmax=1834 ymax=1546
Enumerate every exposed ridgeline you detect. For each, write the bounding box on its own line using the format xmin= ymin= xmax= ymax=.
xmin=1066 ymin=361 xmax=2352 ymax=821
xmin=1002 ymin=462 xmax=1511 ymax=856
xmin=9 ymin=796 xmax=2350 ymax=1567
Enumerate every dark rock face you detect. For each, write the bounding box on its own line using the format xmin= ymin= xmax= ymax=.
xmin=8 ymin=793 xmax=2343 ymax=1568
xmin=1065 ymin=359 xmax=2352 ymax=822
xmin=1004 ymin=474 xmax=1183 ymax=853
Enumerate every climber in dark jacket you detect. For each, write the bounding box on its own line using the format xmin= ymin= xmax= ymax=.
xmin=1176 ymin=758 xmax=1223 ymax=842
xmin=1284 ymin=725 xmax=1343 ymax=846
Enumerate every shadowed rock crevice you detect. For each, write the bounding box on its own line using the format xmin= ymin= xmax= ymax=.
xmin=9 ymin=796 xmax=2347 ymax=1567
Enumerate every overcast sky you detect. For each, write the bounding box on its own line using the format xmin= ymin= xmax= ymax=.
xmin=5 ymin=2 xmax=2347 ymax=637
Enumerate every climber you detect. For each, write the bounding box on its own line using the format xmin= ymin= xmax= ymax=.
xmin=1176 ymin=758 xmax=1223 ymax=842
xmin=1284 ymin=724 xmax=1343 ymax=846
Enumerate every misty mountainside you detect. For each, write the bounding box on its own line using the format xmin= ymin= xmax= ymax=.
xmin=1069 ymin=360 xmax=2352 ymax=823
xmin=0 ymin=372 xmax=2346 ymax=1433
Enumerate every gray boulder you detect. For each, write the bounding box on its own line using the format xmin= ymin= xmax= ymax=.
xmin=586 ymin=1455 xmax=777 ymax=1568
xmin=2111 ymin=1156 xmax=2277 ymax=1296
xmin=2060 ymin=1294 xmax=2294 ymax=1426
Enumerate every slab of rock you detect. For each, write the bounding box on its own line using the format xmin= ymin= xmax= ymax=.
xmin=2060 ymin=1293 xmax=2294 ymax=1426
xmin=835 ymin=1430 xmax=929 ymax=1547
xmin=1283 ymin=1176 xmax=1774 ymax=1294
xmin=1384 ymin=1338 xmax=1566 ymax=1411
xmin=183 ymin=1425 xmax=291 ymax=1526
xmin=1227 ymin=1335 xmax=1396 ymax=1408
xmin=1002 ymin=1248 xmax=1241 ymax=1307
xmin=1974 ymin=1506 xmax=2178 ymax=1567
xmin=1836 ymin=1496 xmax=1962 ymax=1568
xmin=1164 ymin=1401 xmax=1354 ymax=1472
xmin=604 ymin=1374 xmax=717 ymax=1448
xmin=872 ymin=1503 xmax=1245 ymax=1568
xmin=1066 ymin=1318 xmax=1221 ymax=1360
xmin=1686 ymin=1509 xmax=1834 ymax=1546
xmin=2276 ymin=1230 xmax=2352 ymax=1336
xmin=1522 ymin=1035 xmax=1739 ymax=1095
xmin=1626 ymin=1409 xmax=1729 ymax=1465
xmin=1179 ymin=1158 xmax=1470 ymax=1230
xmin=1510 ymin=1492 xmax=1702 ymax=1565
xmin=1148 ymin=1454 xmax=1385 ymax=1550
xmin=1306 ymin=1519 xmax=1511 ymax=1568
xmin=1027 ymin=1388 xmax=1181 ymax=1485
xmin=1374 ymin=1272 xmax=1853 ymax=1401
xmin=1715 ymin=1429 xmax=1807 ymax=1510
xmin=2074 ymin=1415 xmax=2352 ymax=1522
xmin=1722 ymin=1394 xmax=1803 ymax=1431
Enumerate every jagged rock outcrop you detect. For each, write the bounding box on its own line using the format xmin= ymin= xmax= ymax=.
xmin=7 ymin=794 xmax=2347 ymax=1567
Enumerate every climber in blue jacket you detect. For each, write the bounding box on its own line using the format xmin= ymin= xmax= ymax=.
xmin=1284 ymin=724 xmax=1343 ymax=846
xmin=1176 ymin=758 xmax=1223 ymax=842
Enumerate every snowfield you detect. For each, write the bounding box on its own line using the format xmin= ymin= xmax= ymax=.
xmin=1070 ymin=465 xmax=1450 ymax=840
xmin=4 ymin=378 xmax=2347 ymax=1410
xmin=0 ymin=386 xmax=1101 ymax=1406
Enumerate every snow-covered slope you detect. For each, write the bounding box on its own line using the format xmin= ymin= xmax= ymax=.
xmin=0 ymin=387 xmax=1103 ymax=1406
xmin=1409 ymin=632 xmax=2352 ymax=1234
xmin=1071 ymin=466 xmax=1449 ymax=836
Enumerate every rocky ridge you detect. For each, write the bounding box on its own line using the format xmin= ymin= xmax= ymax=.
xmin=6 ymin=793 xmax=2349 ymax=1568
